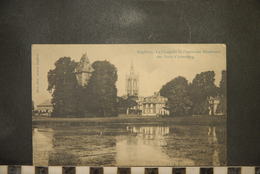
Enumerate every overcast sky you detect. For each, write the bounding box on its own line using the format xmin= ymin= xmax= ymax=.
xmin=32 ymin=44 xmax=226 ymax=105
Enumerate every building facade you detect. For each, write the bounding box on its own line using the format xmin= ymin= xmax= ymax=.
xmin=127 ymin=92 xmax=169 ymax=116
xmin=75 ymin=53 xmax=93 ymax=87
xmin=139 ymin=92 xmax=169 ymax=116
xmin=208 ymin=96 xmax=221 ymax=115
xmin=36 ymin=100 xmax=53 ymax=116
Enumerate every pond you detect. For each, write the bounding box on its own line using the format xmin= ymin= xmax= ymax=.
xmin=33 ymin=123 xmax=226 ymax=166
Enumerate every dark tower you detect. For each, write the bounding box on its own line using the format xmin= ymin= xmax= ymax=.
xmin=126 ymin=61 xmax=139 ymax=96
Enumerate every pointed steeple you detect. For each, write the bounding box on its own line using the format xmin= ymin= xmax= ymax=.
xmin=126 ymin=60 xmax=139 ymax=96
xmin=130 ymin=60 xmax=134 ymax=75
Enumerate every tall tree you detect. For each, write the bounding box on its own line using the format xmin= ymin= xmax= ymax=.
xmin=85 ymin=60 xmax=118 ymax=116
xmin=160 ymin=76 xmax=192 ymax=116
xmin=190 ymin=71 xmax=218 ymax=115
xmin=32 ymin=100 xmax=34 ymax=111
xmin=47 ymin=57 xmax=80 ymax=117
xmin=216 ymin=70 xmax=226 ymax=114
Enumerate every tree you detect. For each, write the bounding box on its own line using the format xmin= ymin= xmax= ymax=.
xmin=117 ymin=96 xmax=138 ymax=114
xmin=216 ymin=70 xmax=226 ymax=114
xmin=190 ymin=71 xmax=218 ymax=115
xmin=85 ymin=60 xmax=118 ymax=116
xmin=160 ymin=76 xmax=192 ymax=116
xmin=32 ymin=100 xmax=34 ymax=111
xmin=47 ymin=57 xmax=80 ymax=117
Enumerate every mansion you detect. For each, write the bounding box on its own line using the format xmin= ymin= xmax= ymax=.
xmin=128 ymin=92 xmax=170 ymax=116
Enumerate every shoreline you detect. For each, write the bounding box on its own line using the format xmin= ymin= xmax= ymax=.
xmin=33 ymin=115 xmax=226 ymax=127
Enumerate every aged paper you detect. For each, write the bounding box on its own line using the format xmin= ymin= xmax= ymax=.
xmin=32 ymin=44 xmax=226 ymax=166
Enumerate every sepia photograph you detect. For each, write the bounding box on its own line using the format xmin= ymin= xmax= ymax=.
xmin=32 ymin=44 xmax=226 ymax=166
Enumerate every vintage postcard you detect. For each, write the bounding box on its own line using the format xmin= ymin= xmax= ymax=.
xmin=32 ymin=44 xmax=226 ymax=166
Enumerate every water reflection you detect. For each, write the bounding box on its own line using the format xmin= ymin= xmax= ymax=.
xmin=208 ymin=126 xmax=217 ymax=143
xmin=33 ymin=128 xmax=54 ymax=166
xmin=117 ymin=126 xmax=194 ymax=166
xmin=33 ymin=124 xmax=226 ymax=166
xmin=126 ymin=126 xmax=169 ymax=146
xmin=208 ymin=126 xmax=220 ymax=165
xmin=127 ymin=126 xmax=170 ymax=135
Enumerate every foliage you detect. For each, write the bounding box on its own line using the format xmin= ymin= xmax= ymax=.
xmin=47 ymin=57 xmax=80 ymax=117
xmin=32 ymin=100 xmax=34 ymax=111
xmin=189 ymin=71 xmax=218 ymax=115
xmin=46 ymin=55 xmax=223 ymax=118
xmin=85 ymin=60 xmax=118 ymax=117
xmin=160 ymin=76 xmax=192 ymax=116
xmin=117 ymin=95 xmax=138 ymax=114
xmin=216 ymin=70 xmax=226 ymax=114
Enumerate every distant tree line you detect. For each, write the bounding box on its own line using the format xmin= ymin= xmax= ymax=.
xmin=47 ymin=57 xmax=226 ymax=117
xmin=160 ymin=70 xmax=226 ymax=117
xmin=47 ymin=57 xmax=118 ymax=117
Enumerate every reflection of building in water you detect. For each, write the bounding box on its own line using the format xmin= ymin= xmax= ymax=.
xmin=213 ymin=148 xmax=220 ymax=166
xmin=125 ymin=62 xmax=169 ymax=116
xmin=75 ymin=53 xmax=93 ymax=87
xmin=207 ymin=126 xmax=220 ymax=166
xmin=126 ymin=126 xmax=169 ymax=144
xmin=117 ymin=125 xmax=195 ymax=166
xmin=127 ymin=126 xmax=169 ymax=136
xmin=208 ymin=126 xmax=217 ymax=143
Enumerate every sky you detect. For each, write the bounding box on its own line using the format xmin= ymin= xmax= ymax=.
xmin=32 ymin=44 xmax=226 ymax=105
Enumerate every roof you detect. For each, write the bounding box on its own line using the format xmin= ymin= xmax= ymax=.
xmin=140 ymin=92 xmax=167 ymax=104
